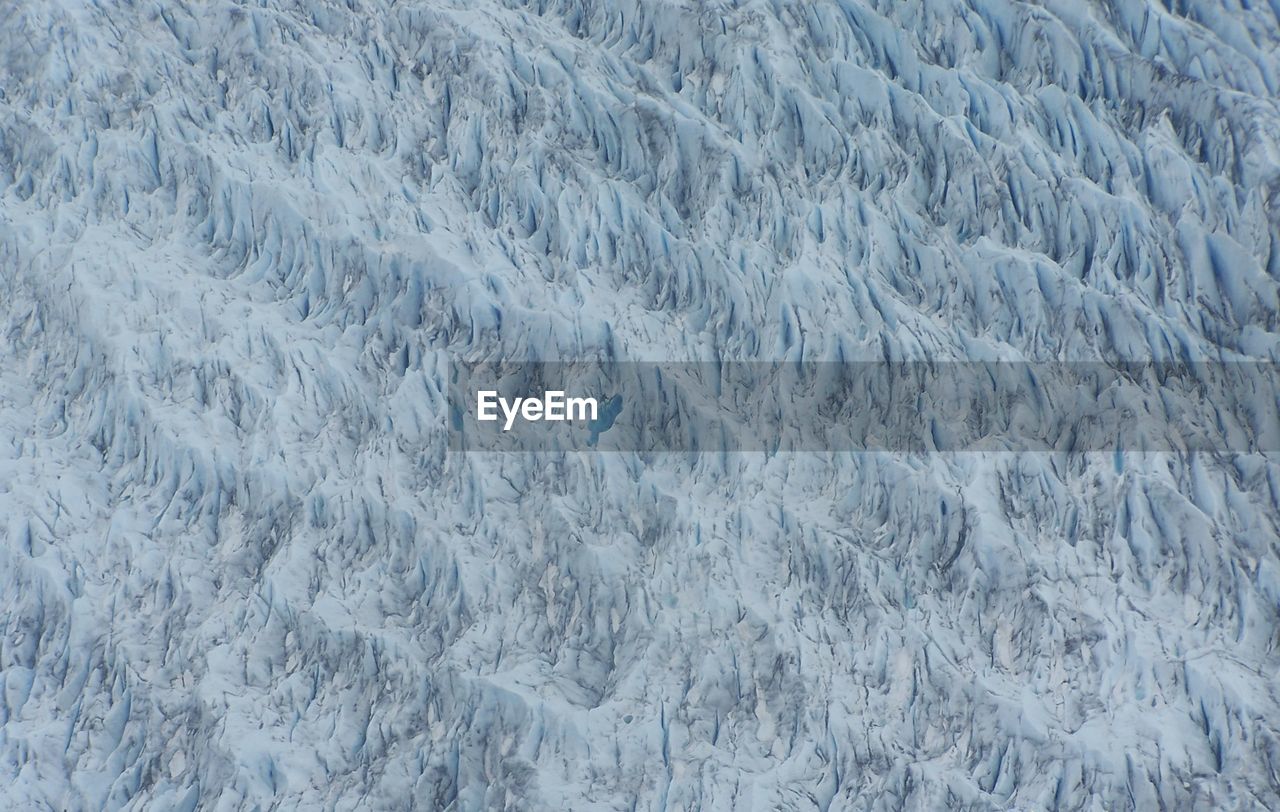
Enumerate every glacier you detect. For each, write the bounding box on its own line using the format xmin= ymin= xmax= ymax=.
xmin=2 ymin=0 xmax=1280 ymax=808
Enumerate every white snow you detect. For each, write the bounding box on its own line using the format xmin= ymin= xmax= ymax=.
xmin=2 ymin=0 xmax=1280 ymax=808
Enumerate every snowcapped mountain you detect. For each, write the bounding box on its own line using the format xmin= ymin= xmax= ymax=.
xmin=2 ymin=0 xmax=1279 ymax=808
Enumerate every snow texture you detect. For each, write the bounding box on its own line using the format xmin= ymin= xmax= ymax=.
xmin=2 ymin=0 xmax=1280 ymax=809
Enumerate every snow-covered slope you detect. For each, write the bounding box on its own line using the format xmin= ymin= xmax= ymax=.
xmin=2 ymin=0 xmax=1279 ymax=808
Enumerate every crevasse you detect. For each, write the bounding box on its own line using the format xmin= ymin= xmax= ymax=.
xmin=1 ymin=0 xmax=1279 ymax=809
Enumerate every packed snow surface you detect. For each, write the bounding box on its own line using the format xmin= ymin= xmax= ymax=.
xmin=3 ymin=0 xmax=1280 ymax=808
